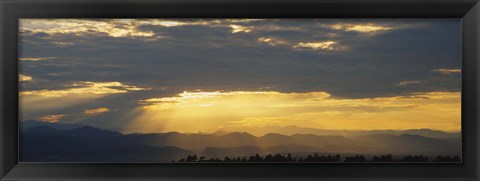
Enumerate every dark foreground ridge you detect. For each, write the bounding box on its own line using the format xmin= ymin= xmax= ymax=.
xmin=176 ymin=153 xmax=461 ymax=163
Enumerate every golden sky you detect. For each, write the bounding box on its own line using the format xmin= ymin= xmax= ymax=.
xmin=124 ymin=90 xmax=461 ymax=133
xmin=19 ymin=19 xmax=462 ymax=134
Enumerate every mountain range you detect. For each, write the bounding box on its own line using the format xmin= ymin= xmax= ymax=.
xmin=20 ymin=120 xmax=461 ymax=162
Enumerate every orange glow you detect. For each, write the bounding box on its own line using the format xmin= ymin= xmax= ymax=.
xmin=84 ymin=107 xmax=110 ymax=115
xmin=329 ymin=23 xmax=393 ymax=33
xmin=19 ymin=74 xmax=33 ymax=82
xmin=20 ymin=81 xmax=148 ymax=97
xmin=122 ymin=90 xmax=461 ymax=134
xmin=19 ymin=81 xmax=148 ymax=118
xmin=230 ymin=25 xmax=252 ymax=33
xmin=434 ymin=68 xmax=462 ymax=75
xmin=293 ymin=41 xmax=346 ymax=51
xmin=39 ymin=114 xmax=65 ymax=123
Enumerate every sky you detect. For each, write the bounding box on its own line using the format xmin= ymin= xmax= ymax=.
xmin=18 ymin=19 xmax=462 ymax=134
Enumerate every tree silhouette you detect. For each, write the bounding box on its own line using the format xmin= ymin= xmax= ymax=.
xmin=176 ymin=153 xmax=460 ymax=163
xmin=344 ymin=155 xmax=366 ymax=162
xmin=401 ymin=155 xmax=429 ymax=162
xmin=286 ymin=153 xmax=294 ymax=162
xmin=302 ymin=154 xmax=341 ymax=162
xmin=185 ymin=155 xmax=198 ymax=162
xmin=433 ymin=155 xmax=461 ymax=162
xmin=372 ymin=154 xmax=395 ymax=162
xmin=224 ymin=156 xmax=232 ymax=162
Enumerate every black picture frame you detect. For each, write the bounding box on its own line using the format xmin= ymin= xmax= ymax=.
xmin=1 ymin=0 xmax=479 ymax=180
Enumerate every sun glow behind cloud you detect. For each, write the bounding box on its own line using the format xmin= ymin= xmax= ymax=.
xmin=19 ymin=19 xmax=264 ymax=39
xmin=19 ymin=57 xmax=57 ymax=61
xmin=258 ymin=37 xmax=289 ymax=46
xmin=39 ymin=114 xmax=66 ymax=123
xmin=397 ymin=80 xmax=421 ymax=86
xmin=20 ymin=81 xmax=148 ymax=97
xmin=328 ymin=23 xmax=393 ymax=33
xmin=293 ymin=41 xmax=346 ymax=51
xmin=20 ymin=19 xmax=156 ymax=38
xmin=124 ymin=90 xmax=461 ymax=134
xmin=229 ymin=25 xmax=252 ymax=33
xmin=434 ymin=68 xmax=461 ymax=75
xmin=20 ymin=81 xmax=148 ymax=120
xmin=19 ymin=74 xmax=33 ymax=82
xmin=84 ymin=107 xmax=110 ymax=115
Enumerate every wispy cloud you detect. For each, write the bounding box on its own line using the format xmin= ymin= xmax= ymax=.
xmin=20 ymin=19 xmax=265 ymax=39
xmin=397 ymin=80 xmax=421 ymax=86
xmin=20 ymin=19 xmax=156 ymax=38
xmin=293 ymin=41 xmax=346 ymax=51
xmin=145 ymin=19 xmax=263 ymax=27
xmin=19 ymin=57 xmax=57 ymax=61
xmin=39 ymin=114 xmax=66 ymax=123
xmin=229 ymin=25 xmax=252 ymax=33
xmin=433 ymin=68 xmax=461 ymax=75
xmin=20 ymin=81 xmax=149 ymax=97
xmin=51 ymin=41 xmax=75 ymax=46
xmin=84 ymin=107 xmax=110 ymax=115
xmin=257 ymin=37 xmax=289 ymax=46
xmin=327 ymin=23 xmax=393 ymax=33
xmin=146 ymin=20 xmax=196 ymax=27
xmin=19 ymin=74 xmax=33 ymax=82
xmin=145 ymin=19 xmax=259 ymax=34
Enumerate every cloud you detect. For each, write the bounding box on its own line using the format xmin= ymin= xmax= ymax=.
xmin=146 ymin=20 xmax=194 ymax=27
xmin=293 ymin=41 xmax=346 ymax=51
xmin=19 ymin=74 xmax=33 ymax=82
xmin=229 ymin=25 xmax=252 ymax=33
xmin=142 ymin=19 xmax=305 ymax=34
xmin=51 ymin=41 xmax=75 ymax=46
xmin=20 ymin=19 xmax=156 ymax=38
xmin=433 ymin=68 xmax=461 ymax=75
xmin=84 ymin=107 xmax=110 ymax=115
xmin=397 ymin=80 xmax=422 ymax=86
xmin=141 ymin=19 xmax=260 ymax=34
xmin=129 ymin=90 xmax=460 ymax=133
xmin=39 ymin=114 xmax=66 ymax=123
xmin=140 ymin=91 xmax=331 ymax=110
xmin=258 ymin=37 xmax=289 ymax=46
xmin=20 ymin=81 xmax=149 ymax=97
xmin=19 ymin=57 xmax=57 ymax=61
xmin=144 ymin=19 xmax=263 ymax=27
xmin=19 ymin=19 xmax=267 ymax=40
xmin=19 ymin=81 xmax=148 ymax=122
xmin=328 ymin=23 xmax=393 ymax=33
xmin=254 ymin=24 xmax=305 ymax=32
xmin=222 ymin=19 xmax=264 ymax=23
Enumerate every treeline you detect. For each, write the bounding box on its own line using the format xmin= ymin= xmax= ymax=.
xmin=175 ymin=153 xmax=461 ymax=162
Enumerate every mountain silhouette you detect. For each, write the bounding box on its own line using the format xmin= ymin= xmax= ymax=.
xmin=266 ymin=144 xmax=323 ymax=154
xmin=353 ymin=134 xmax=461 ymax=155
xmin=23 ymin=125 xmax=61 ymax=135
xmin=233 ymin=125 xmax=461 ymax=139
xmin=220 ymin=132 xmax=258 ymax=147
xmin=62 ymin=126 xmax=123 ymax=139
xmin=21 ymin=120 xmax=84 ymax=131
xmin=19 ymin=121 xmax=462 ymax=162
xmin=258 ymin=133 xmax=296 ymax=146
xmin=20 ymin=126 xmax=192 ymax=162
